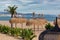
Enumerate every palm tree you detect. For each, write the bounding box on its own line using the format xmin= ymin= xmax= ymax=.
xmin=38 ymin=14 xmax=40 ymax=18
xmin=5 ymin=5 xmax=18 ymax=28
xmin=41 ymin=14 xmax=44 ymax=18
xmin=5 ymin=5 xmax=18 ymax=18
xmin=32 ymin=12 xmax=35 ymax=19
xmin=14 ymin=11 xmax=17 ymax=18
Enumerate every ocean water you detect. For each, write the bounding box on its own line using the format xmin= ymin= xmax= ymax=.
xmin=0 ymin=14 xmax=56 ymax=21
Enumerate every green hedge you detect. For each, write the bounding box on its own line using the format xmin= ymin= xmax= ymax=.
xmin=0 ymin=24 xmax=36 ymax=40
xmin=20 ymin=29 xmax=36 ymax=40
xmin=0 ymin=24 xmax=22 ymax=36
xmin=0 ymin=24 xmax=11 ymax=34
xmin=11 ymin=28 xmax=22 ymax=36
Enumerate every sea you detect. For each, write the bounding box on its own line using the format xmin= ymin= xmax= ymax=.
xmin=0 ymin=12 xmax=57 ymax=21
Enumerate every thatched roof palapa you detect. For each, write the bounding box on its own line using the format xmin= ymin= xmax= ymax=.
xmin=9 ymin=18 xmax=27 ymax=23
xmin=28 ymin=18 xmax=47 ymax=26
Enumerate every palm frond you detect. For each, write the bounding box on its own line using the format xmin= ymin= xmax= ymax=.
xmin=8 ymin=6 xmax=12 ymax=9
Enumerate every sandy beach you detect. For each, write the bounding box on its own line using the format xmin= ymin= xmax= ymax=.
xmin=0 ymin=20 xmax=48 ymax=40
xmin=0 ymin=33 xmax=19 ymax=40
xmin=0 ymin=20 xmax=56 ymax=40
xmin=0 ymin=21 xmax=11 ymax=26
xmin=0 ymin=30 xmax=44 ymax=40
xmin=2 ymin=19 xmax=60 ymax=40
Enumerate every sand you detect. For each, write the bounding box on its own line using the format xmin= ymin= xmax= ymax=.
xmin=0 ymin=20 xmax=50 ymax=40
xmin=0 ymin=21 xmax=11 ymax=26
xmin=0 ymin=19 xmax=60 ymax=40
xmin=0 ymin=33 xmax=19 ymax=40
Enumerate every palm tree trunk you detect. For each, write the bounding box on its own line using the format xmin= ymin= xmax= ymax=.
xmin=10 ymin=14 xmax=13 ymax=28
xmin=11 ymin=14 xmax=13 ymax=18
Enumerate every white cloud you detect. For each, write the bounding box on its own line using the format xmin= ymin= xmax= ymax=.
xmin=42 ymin=0 xmax=60 ymax=5
xmin=5 ymin=4 xmax=13 ymax=6
xmin=18 ymin=0 xmax=33 ymax=3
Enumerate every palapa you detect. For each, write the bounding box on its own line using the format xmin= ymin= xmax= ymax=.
xmin=9 ymin=18 xmax=27 ymax=28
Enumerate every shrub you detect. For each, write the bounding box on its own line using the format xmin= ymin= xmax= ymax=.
xmin=11 ymin=28 xmax=22 ymax=36
xmin=45 ymin=23 xmax=54 ymax=30
xmin=0 ymin=24 xmax=3 ymax=32
xmin=0 ymin=24 xmax=22 ymax=37
xmin=20 ymin=29 xmax=36 ymax=40
xmin=1 ymin=25 xmax=11 ymax=34
xmin=0 ymin=24 xmax=36 ymax=40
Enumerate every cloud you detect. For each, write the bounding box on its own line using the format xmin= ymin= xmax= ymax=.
xmin=18 ymin=0 xmax=33 ymax=2
xmin=0 ymin=0 xmax=60 ymax=15
xmin=43 ymin=0 xmax=60 ymax=5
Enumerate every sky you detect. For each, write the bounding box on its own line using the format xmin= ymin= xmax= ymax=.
xmin=0 ymin=0 xmax=60 ymax=15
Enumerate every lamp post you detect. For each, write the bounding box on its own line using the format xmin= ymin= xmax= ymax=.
xmin=53 ymin=17 xmax=60 ymax=31
xmin=55 ymin=17 xmax=59 ymax=28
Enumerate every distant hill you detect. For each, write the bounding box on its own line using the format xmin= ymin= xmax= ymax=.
xmin=0 ymin=12 xmax=9 ymax=14
xmin=0 ymin=12 xmax=57 ymax=21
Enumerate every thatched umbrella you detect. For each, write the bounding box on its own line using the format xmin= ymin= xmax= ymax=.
xmin=30 ymin=19 xmax=42 ymax=31
xmin=36 ymin=18 xmax=47 ymax=29
xmin=28 ymin=19 xmax=40 ymax=32
xmin=26 ymin=20 xmax=32 ymax=26
xmin=37 ymin=18 xmax=47 ymax=24
xmin=9 ymin=18 xmax=27 ymax=28
xmin=27 ymin=18 xmax=47 ymax=31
